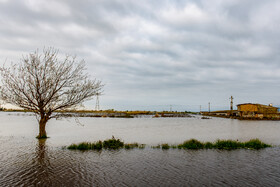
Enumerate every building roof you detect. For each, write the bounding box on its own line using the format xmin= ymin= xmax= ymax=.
xmin=236 ymin=103 xmax=278 ymax=109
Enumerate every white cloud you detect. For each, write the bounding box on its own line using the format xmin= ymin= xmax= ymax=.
xmin=160 ymin=3 xmax=209 ymax=26
xmin=24 ymin=0 xmax=71 ymax=17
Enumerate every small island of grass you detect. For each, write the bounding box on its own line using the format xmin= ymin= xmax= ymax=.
xmin=68 ymin=137 xmax=145 ymax=150
xmin=158 ymin=138 xmax=271 ymax=150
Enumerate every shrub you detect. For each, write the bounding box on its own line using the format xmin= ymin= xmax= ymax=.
xmin=161 ymin=144 xmax=170 ymax=150
xmin=103 ymin=137 xmax=124 ymax=149
xmin=214 ymin=140 xmax=243 ymax=150
xmin=178 ymin=139 xmax=204 ymax=149
xmin=204 ymin=142 xmax=214 ymax=149
xmin=77 ymin=142 xmax=91 ymax=150
xmin=244 ymin=139 xmax=271 ymax=149
xmin=92 ymin=141 xmax=103 ymax=150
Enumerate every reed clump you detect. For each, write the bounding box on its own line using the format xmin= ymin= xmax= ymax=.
xmin=214 ymin=140 xmax=243 ymax=150
xmin=68 ymin=138 xmax=271 ymax=151
xmin=102 ymin=137 xmax=124 ymax=149
xmin=178 ymin=139 xmax=204 ymax=149
xmin=125 ymin=143 xmax=139 ymax=149
xmin=68 ymin=137 xmax=145 ymax=151
xmin=151 ymin=144 xmax=161 ymax=149
xmin=68 ymin=141 xmax=103 ymax=150
xmin=176 ymin=138 xmax=271 ymax=150
xmin=243 ymin=139 xmax=271 ymax=149
xmin=161 ymin=144 xmax=170 ymax=150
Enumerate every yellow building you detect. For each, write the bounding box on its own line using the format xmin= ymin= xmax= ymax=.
xmin=237 ymin=103 xmax=278 ymax=119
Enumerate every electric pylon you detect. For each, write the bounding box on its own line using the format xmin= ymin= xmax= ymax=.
xmin=95 ymin=93 xmax=100 ymax=111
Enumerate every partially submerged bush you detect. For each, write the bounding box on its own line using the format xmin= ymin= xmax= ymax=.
xmin=244 ymin=139 xmax=271 ymax=149
xmin=204 ymin=142 xmax=214 ymax=149
xmin=103 ymin=137 xmax=124 ymax=149
xmin=161 ymin=144 xmax=170 ymax=150
xmin=178 ymin=139 xmax=204 ymax=149
xmin=214 ymin=140 xmax=243 ymax=150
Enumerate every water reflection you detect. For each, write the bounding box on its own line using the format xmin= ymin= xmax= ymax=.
xmin=36 ymin=139 xmax=48 ymax=165
xmin=25 ymin=139 xmax=53 ymax=186
xmin=1 ymin=113 xmax=280 ymax=186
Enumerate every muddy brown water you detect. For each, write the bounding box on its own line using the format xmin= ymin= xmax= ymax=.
xmin=1 ymin=112 xmax=280 ymax=186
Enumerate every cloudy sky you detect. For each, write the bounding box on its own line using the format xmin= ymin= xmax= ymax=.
xmin=1 ymin=0 xmax=280 ymax=111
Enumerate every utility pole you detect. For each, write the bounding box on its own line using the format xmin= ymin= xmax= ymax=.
xmin=95 ymin=93 xmax=100 ymax=111
xmin=208 ymin=102 xmax=210 ymax=113
xmin=170 ymin=105 xmax=172 ymax=112
xmin=230 ymin=96 xmax=233 ymax=116
xmin=200 ymin=105 xmax=201 ymax=112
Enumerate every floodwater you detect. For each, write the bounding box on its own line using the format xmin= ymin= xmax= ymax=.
xmin=0 ymin=112 xmax=280 ymax=186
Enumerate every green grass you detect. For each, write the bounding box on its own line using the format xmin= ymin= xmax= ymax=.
xmin=176 ymin=138 xmax=271 ymax=150
xmin=161 ymin=144 xmax=170 ymax=150
xmin=214 ymin=140 xmax=243 ymax=150
xmin=244 ymin=139 xmax=271 ymax=149
xmin=151 ymin=145 xmax=161 ymax=149
xmin=178 ymin=139 xmax=204 ymax=149
xmin=204 ymin=142 xmax=214 ymax=149
xmin=138 ymin=144 xmax=146 ymax=149
xmin=67 ymin=138 xmax=272 ymax=151
xmin=68 ymin=141 xmax=103 ymax=150
xmin=102 ymin=137 xmax=124 ymax=149
xmin=68 ymin=137 xmax=144 ymax=151
xmin=125 ymin=143 xmax=139 ymax=149
xmin=124 ymin=143 xmax=146 ymax=149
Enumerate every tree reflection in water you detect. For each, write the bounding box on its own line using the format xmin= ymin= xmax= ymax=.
xmin=32 ymin=138 xmax=53 ymax=185
xmin=36 ymin=139 xmax=49 ymax=165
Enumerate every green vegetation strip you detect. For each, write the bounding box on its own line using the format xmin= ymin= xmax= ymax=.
xmin=158 ymin=139 xmax=271 ymax=150
xmin=68 ymin=137 xmax=145 ymax=150
xmin=68 ymin=138 xmax=271 ymax=151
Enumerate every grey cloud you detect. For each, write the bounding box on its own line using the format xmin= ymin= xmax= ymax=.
xmin=1 ymin=0 xmax=280 ymax=110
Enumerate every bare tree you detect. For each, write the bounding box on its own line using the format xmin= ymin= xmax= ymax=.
xmin=0 ymin=48 xmax=103 ymax=138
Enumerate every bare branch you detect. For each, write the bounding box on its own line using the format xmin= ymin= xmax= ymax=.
xmin=0 ymin=47 xmax=103 ymax=120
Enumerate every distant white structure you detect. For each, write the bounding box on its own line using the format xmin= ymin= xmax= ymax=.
xmin=95 ymin=93 xmax=100 ymax=111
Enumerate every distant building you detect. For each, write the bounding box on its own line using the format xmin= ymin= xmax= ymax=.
xmin=237 ymin=103 xmax=278 ymax=119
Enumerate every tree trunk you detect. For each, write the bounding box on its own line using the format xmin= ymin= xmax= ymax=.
xmin=37 ymin=117 xmax=48 ymax=139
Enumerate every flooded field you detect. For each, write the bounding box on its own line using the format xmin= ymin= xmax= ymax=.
xmin=1 ymin=112 xmax=280 ymax=186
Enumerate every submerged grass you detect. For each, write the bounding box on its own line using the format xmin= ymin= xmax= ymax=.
xmin=68 ymin=138 xmax=272 ymax=151
xmin=68 ymin=141 xmax=103 ymax=150
xmin=178 ymin=139 xmax=204 ymax=149
xmin=68 ymin=137 xmax=145 ymax=151
xmin=151 ymin=144 xmax=161 ymax=149
xmin=214 ymin=140 xmax=243 ymax=150
xmin=176 ymin=138 xmax=272 ymax=150
xmin=161 ymin=144 xmax=170 ymax=150
xmin=103 ymin=137 xmax=124 ymax=149
xmin=125 ymin=143 xmax=139 ymax=149
xmin=243 ymin=139 xmax=271 ymax=149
